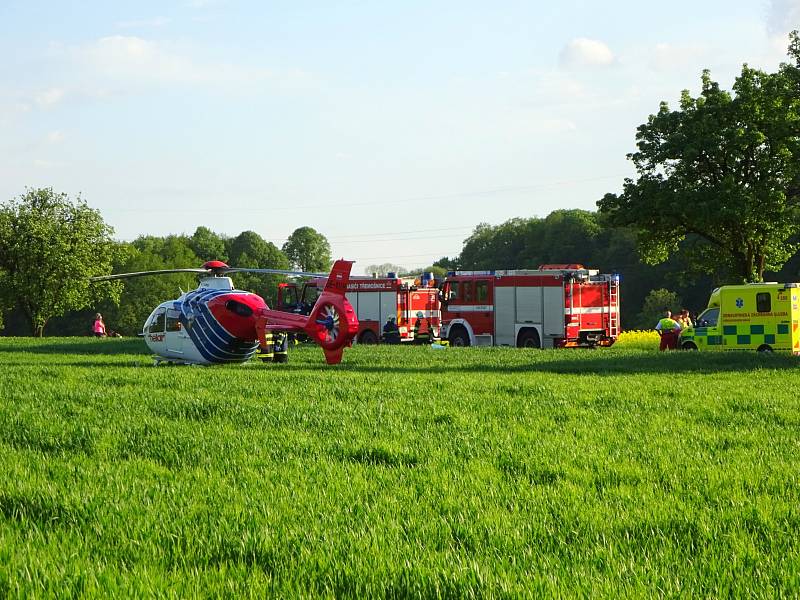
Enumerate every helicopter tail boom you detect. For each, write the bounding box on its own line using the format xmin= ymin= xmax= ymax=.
xmin=255 ymin=259 xmax=359 ymax=365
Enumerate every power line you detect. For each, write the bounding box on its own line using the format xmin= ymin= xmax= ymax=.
xmin=266 ymin=226 xmax=474 ymax=244
xmin=323 ymin=226 xmax=473 ymax=241
xmin=350 ymin=252 xmax=460 ymax=260
xmin=102 ymin=173 xmax=627 ymax=214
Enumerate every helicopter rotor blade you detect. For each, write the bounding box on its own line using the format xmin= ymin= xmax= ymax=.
xmin=224 ymin=268 xmax=329 ymax=278
xmin=90 ymin=268 xmax=210 ymax=282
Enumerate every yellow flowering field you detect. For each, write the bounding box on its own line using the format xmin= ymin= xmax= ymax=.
xmin=615 ymin=329 xmax=660 ymax=349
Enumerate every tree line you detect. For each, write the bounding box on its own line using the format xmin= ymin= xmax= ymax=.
xmin=1 ymin=32 xmax=798 ymax=335
xmin=0 ymin=194 xmax=332 ymax=336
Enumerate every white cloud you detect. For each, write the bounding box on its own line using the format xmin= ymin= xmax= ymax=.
xmin=35 ymin=87 xmax=65 ymax=108
xmin=72 ymin=36 xmax=293 ymax=87
xmin=33 ymin=159 xmax=65 ymax=168
xmin=116 ymin=16 xmax=170 ymax=29
xmin=530 ymin=70 xmax=586 ymax=103
xmin=558 ymin=38 xmax=616 ymax=69
xmin=649 ymin=42 xmax=708 ymax=72
xmin=184 ymin=0 xmax=223 ymax=8
xmin=766 ymin=0 xmax=800 ymax=36
xmin=46 ymin=130 xmax=65 ymax=144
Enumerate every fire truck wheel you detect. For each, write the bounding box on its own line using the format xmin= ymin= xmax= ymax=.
xmin=359 ymin=330 xmax=378 ymax=345
xmin=517 ymin=329 xmax=541 ymax=349
xmin=448 ymin=327 xmax=470 ymax=347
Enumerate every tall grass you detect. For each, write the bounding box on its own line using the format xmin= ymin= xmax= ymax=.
xmin=0 ymin=337 xmax=799 ymax=597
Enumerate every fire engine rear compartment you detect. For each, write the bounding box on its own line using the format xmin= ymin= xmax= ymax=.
xmin=494 ymin=285 xmax=565 ymax=347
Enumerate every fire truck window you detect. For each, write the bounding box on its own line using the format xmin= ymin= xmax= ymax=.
xmin=464 ymin=281 xmax=474 ymax=303
xmin=475 ymin=280 xmax=488 ymax=303
xmin=281 ymin=287 xmax=297 ymax=308
xmin=303 ymin=286 xmax=321 ymax=305
xmin=756 ymin=292 xmax=771 ymax=313
xmin=448 ymin=282 xmax=459 ymax=301
xmin=148 ymin=309 xmax=166 ymax=333
xmin=166 ymin=309 xmax=182 ymax=332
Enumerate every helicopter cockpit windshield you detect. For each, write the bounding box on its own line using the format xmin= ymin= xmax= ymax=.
xmin=147 ymin=308 xmax=166 ymax=333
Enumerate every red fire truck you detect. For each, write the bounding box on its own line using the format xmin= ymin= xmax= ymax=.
xmin=439 ymin=264 xmax=619 ymax=348
xmin=277 ymin=273 xmax=440 ymax=344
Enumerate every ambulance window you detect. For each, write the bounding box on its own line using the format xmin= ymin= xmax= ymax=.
xmin=166 ymin=309 xmax=182 ymax=332
xmin=463 ymin=281 xmax=474 ymax=302
xmin=148 ymin=309 xmax=166 ymax=333
xmin=475 ymin=280 xmax=489 ymax=303
xmin=756 ymin=292 xmax=771 ymax=313
xmin=698 ymin=307 xmax=719 ymax=327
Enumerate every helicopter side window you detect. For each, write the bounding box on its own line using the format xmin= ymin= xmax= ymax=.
xmin=148 ymin=309 xmax=166 ymax=333
xmin=225 ymin=300 xmax=253 ymax=317
xmin=166 ymin=309 xmax=182 ymax=332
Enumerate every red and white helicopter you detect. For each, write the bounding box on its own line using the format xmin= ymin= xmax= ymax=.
xmin=91 ymin=259 xmax=359 ymax=365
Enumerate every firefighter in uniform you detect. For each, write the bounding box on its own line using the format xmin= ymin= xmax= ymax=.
xmin=382 ymin=318 xmax=400 ymax=344
xmin=655 ymin=310 xmax=682 ymax=351
xmin=258 ymin=332 xmax=274 ymax=362
xmin=273 ymin=331 xmax=289 ymax=363
xmin=413 ymin=312 xmax=431 ymax=344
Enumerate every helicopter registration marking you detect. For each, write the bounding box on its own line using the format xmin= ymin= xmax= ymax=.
xmin=149 ymin=334 xmax=165 ymax=343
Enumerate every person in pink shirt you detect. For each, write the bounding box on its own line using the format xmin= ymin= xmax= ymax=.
xmin=93 ymin=313 xmax=106 ymax=337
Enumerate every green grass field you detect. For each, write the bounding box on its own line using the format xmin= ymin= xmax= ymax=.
xmin=1 ymin=337 xmax=799 ymax=598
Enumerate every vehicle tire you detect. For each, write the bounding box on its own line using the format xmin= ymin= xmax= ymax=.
xmin=681 ymin=341 xmax=698 ymax=351
xmin=448 ymin=327 xmax=470 ymax=347
xmin=756 ymin=344 xmax=773 ymax=354
xmin=517 ymin=329 xmax=541 ymax=349
xmin=359 ymin=329 xmax=379 ymax=345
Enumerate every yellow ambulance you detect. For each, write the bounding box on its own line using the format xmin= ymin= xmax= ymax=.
xmin=679 ymin=283 xmax=800 ymax=353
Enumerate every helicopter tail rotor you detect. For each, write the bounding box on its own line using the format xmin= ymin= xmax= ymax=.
xmin=253 ymin=259 xmax=359 ymax=365
xmin=304 ymin=260 xmax=358 ymax=364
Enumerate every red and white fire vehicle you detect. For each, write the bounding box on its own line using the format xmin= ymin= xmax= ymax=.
xmin=439 ymin=264 xmax=619 ymax=348
xmin=277 ymin=273 xmax=440 ymax=344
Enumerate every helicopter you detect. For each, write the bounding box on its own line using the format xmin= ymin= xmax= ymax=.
xmin=91 ymin=259 xmax=359 ymax=365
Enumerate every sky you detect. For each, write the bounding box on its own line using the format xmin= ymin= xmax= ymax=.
xmin=0 ymin=1 xmax=798 ymax=274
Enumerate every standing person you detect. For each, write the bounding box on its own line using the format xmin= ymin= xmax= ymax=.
xmin=655 ymin=310 xmax=681 ymax=351
xmin=676 ymin=309 xmax=693 ymax=330
xmin=382 ymin=318 xmax=400 ymax=344
xmin=412 ymin=311 xmax=423 ymax=343
xmin=93 ymin=313 xmax=106 ymax=338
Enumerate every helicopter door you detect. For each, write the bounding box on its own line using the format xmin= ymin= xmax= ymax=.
xmin=165 ymin=309 xmax=184 ymax=354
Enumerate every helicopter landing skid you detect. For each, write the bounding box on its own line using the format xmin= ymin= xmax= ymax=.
xmin=152 ymin=355 xmax=196 ymax=366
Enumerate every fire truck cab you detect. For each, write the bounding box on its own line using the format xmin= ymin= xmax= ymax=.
xmin=439 ymin=265 xmax=620 ymax=348
xmin=277 ymin=273 xmax=440 ymax=344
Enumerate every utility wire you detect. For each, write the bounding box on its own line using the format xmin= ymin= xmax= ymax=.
xmin=103 ymin=174 xmax=626 ymax=213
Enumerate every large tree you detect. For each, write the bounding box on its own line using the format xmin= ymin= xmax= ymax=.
xmin=598 ymin=32 xmax=800 ymax=282
xmin=227 ymin=230 xmax=290 ymax=303
xmin=190 ymin=226 xmax=228 ymax=262
xmin=102 ymin=236 xmax=201 ymax=336
xmin=282 ymin=226 xmax=332 ymax=273
xmin=0 ymin=188 xmax=121 ymax=336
